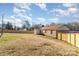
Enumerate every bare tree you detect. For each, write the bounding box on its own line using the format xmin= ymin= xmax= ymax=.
xmin=5 ymin=22 xmax=13 ymax=30
xmin=22 ymin=20 xmax=30 ymax=30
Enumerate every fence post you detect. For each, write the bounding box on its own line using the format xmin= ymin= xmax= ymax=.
xmin=60 ymin=32 xmax=62 ymax=40
xmin=70 ymin=33 xmax=71 ymax=44
xmin=66 ymin=32 xmax=68 ymax=42
xmin=74 ymin=33 xmax=76 ymax=47
xmin=56 ymin=31 xmax=58 ymax=39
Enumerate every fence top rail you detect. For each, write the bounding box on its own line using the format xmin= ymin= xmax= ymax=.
xmin=58 ymin=31 xmax=79 ymax=33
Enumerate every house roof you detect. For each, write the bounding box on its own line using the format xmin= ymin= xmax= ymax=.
xmin=42 ymin=23 xmax=70 ymax=31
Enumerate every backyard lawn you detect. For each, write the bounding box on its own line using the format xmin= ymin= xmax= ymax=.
xmin=0 ymin=33 xmax=79 ymax=56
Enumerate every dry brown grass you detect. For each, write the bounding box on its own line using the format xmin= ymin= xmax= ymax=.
xmin=0 ymin=33 xmax=79 ymax=56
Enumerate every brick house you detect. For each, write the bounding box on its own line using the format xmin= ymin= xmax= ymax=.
xmin=41 ymin=23 xmax=70 ymax=38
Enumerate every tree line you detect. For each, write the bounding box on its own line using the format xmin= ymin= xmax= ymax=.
xmin=0 ymin=20 xmax=31 ymax=31
xmin=1 ymin=20 xmax=79 ymax=31
xmin=0 ymin=20 xmax=44 ymax=31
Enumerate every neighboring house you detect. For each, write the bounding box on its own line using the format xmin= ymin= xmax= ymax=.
xmin=41 ymin=23 xmax=70 ymax=38
xmin=34 ymin=28 xmax=41 ymax=35
xmin=34 ymin=25 xmax=43 ymax=35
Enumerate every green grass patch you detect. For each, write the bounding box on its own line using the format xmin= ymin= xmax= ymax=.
xmin=0 ymin=33 xmax=18 ymax=46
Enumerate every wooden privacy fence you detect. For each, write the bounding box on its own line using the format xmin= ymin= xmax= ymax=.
xmin=43 ymin=30 xmax=79 ymax=47
xmin=57 ymin=32 xmax=79 ymax=47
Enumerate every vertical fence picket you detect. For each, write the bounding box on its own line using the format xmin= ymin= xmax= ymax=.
xmin=74 ymin=33 xmax=76 ymax=47
xmin=70 ymin=33 xmax=71 ymax=44
xmin=60 ymin=33 xmax=62 ymax=40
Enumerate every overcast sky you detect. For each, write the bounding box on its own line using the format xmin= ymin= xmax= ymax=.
xmin=0 ymin=3 xmax=79 ymax=27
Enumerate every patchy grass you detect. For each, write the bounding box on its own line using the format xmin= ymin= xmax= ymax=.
xmin=0 ymin=33 xmax=79 ymax=56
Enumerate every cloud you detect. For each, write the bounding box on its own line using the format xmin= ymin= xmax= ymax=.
xmin=11 ymin=4 xmax=33 ymax=27
xmin=49 ymin=3 xmax=79 ymax=19
xmin=10 ymin=15 xmax=15 ymax=19
xmin=4 ymin=17 xmax=15 ymax=24
xmin=49 ymin=3 xmax=79 ymax=23
xmin=71 ymin=14 xmax=79 ymax=21
xmin=3 ymin=6 xmax=32 ymax=27
xmin=33 ymin=17 xmax=46 ymax=25
xmin=4 ymin=16 xmax=32 ymax=27
xmin=24 ymin=15 xmax=32 ymax=25
xmin=50 ymin=7 xmax=78 ymax=18
xmin=48 ymin=18 xmax=59 ymax=23
xmin=13 ymin=7 xmax=21 ymax=14
xmin=68 ymin=7 xmax=78 ymax=14
xmin=13 ymin=14 xmax=32 ymax=27
xmin=14 ymin=3 xmax=31 ymax=10
xmin=50 ymin=9 xmax=69 ymax=17
xmin=37 ymin=17 xmax=45 ymax=21
xmin=3 ymin=3 xmax=47 ymax=27
xmin=63 ymin=3 xmax=78 ymax=14
xmin=35 ymin=3 xmax=47 ymax=10
xmin=63 ymin=3 xmax=76 ymax=7
xmin=13 ymin=7 xmax=26 ymax=15
xmin=14 ymin=18 xmax=23 ymax=27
